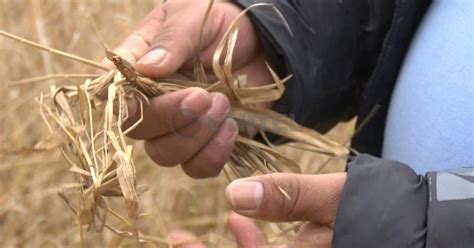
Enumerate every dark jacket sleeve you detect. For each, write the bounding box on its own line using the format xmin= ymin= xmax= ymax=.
xmin=233 ymin=0 xmax=395 ymax=134
xmin=333 ymin=154 xmax=474 ymax=248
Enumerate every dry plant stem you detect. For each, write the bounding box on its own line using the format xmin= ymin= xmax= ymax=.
xmin=32 ymin=0 xmax=53 ymax=75
xmin=193 ymin=0 xmax=214 ymax=83
xmin=8 ymin=74 xmax=101 ymax=86
xmin=0 ymin=30 xmax=109 ymax=70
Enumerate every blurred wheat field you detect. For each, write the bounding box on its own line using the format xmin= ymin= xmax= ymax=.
xmin=0 ymin=0 xmax=354 ymax=247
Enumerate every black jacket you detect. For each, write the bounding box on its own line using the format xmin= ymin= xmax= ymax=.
xmin=235 ymin=0 xmax=474 ymax=247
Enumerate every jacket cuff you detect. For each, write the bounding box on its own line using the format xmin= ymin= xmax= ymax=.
xmin=332 ymin=154 xmax=428 ymax=248
xmin=424 ymin=168 xmax=474 ymax=247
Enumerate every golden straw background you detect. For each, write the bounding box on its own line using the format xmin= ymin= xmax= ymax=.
xmin=0 ymin=0 xmax=354 ymax=246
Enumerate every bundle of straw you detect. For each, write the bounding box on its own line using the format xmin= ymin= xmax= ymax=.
xmin=0 ymin=2 xmax=348 ymax=244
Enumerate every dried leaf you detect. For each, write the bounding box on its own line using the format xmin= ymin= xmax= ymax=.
xmin=113 ymin=148 xmax=139 ymax=236
xmin=77 ymin=85 xmax=89 ymax=125
xmin=54 ymin=90 xmax=76 ymax=125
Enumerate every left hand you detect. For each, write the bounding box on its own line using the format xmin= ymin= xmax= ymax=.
xmin=169 ymin=173 xmax=346 ymax=247
xmin=101 ymin=0 xmax=272 ymax=178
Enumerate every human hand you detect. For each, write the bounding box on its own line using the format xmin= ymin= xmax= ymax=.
xmin=169 ymin=173 xmax=346 ymax=247
xmin=107 ymin=0 xmax=273 ymax=178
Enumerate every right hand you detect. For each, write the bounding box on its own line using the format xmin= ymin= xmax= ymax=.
xmin=107 ymin=0 xmax=273 ymax=178
xmin=168 ymin=172 xmax=347 ymax=247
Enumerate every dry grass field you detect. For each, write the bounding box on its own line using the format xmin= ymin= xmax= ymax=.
xmin=0 ymin=1 xmax=354 ymax=247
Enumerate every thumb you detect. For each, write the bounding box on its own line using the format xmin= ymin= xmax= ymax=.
xmin=136 ymin=1 xmax=225 ymax=78
xmin=225 ymin=173 xmax=346 ymax=224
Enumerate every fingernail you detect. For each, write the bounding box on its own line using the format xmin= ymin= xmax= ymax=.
xmin=209 ymin=93 xmax=230 ymax=121
xmin=138 ymin=47 xmax=167 ymax=65
xmin=180 ymin=89 xmax=212 ymax=118
xmin=226 ymin=180 xmax=263 ymax=211
xmin=214 ymin=118 xmax=238 ymax=145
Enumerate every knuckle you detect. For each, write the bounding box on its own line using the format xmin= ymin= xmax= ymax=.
xmin=151 ymin=25 xmax=195 ymax=58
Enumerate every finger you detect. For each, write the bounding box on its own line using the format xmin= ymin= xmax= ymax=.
xmin=144 ymin=93 xmax=230 ymax=167
xmin=290 ymin=224 xmax=333 ymax=248
xmin=228 ymin=212 xmax=266 ymax=248
xmin=181 ymin=118 xmax=238 ymax=178
xmin=101 ymin=6 xmax=166 ymax=68
xmin=136 ymin=1 xmax=226 ymax=77
xmin=124 ymin=87 xmax=212 ymax=140
xmin=168 ymin=230 xmax=206 ymax=248
xmin=225 ymin=173 xmax=346 ymax=224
